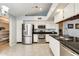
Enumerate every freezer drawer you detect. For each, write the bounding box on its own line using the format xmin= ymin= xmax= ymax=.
xmin=22 ymin=36 xmax=32 ymax=44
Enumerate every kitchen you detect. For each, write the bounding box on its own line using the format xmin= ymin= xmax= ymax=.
xmin=20 ymin=18 xmax=58 ymax=44
xmin=0 ymin=3 xmax=79 ymax=56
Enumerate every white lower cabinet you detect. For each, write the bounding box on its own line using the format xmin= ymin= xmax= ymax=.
xmin=49 ymin=36 xmax=78 ymax=56
xmin=34 ymin=34 xmax=38 ymax=42
xmin=49 ymin=36 xmax=60 ymax=56
xmin=46 ymin=34 xmax=50 ymax=42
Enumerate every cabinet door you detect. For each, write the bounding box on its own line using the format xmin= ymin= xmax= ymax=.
xmin=52 ymin=37 xmax=60 ymax=56
xmin=54 ymin=11 xmax=63 ymax=23
xmin=34 ymin=24 xmax=38 ymax=29
xmin=75 ymin=3 xmax=79 ymax=15
xmin=64 ymin=4 xmax=74 ymax=19
xmin=49 ymin=36 xmax=60 ymax=56
xmin=46 ymin=35 xmax=49 ymax=42
xmin=34 ymin=34 xmax=38 ymax=42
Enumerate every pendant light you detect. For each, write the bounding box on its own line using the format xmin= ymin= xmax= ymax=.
xmin=0 ymin=5 xmax=9 ymax=16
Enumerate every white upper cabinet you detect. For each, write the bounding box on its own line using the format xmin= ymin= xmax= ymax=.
xmin=64 ymin=3 xmax=79 ymax=18
xmin=54 ymin=11 xmax=64 ymax=23
xmin=63 ymin=4 xmax=74 ymax=19
xmin=54 ymin=3 xmax=79 ymax=23
xmin=75 ymin=3 xmax=79 ymax=15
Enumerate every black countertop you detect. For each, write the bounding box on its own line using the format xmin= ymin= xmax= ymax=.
xmin=33 ymin=32 xmax=53 ymax=34
xmin=50 ymin=35 xmax=79 ymax=55
xmin=33 ymin=31 xmax=57 ymax=34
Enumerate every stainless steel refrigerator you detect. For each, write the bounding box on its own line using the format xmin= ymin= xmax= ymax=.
xmin=22 ymin=24 xmax=33 ymax=44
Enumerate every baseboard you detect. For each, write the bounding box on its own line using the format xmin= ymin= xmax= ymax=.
xmin=33 ymin=42 xmax=38 ymax=43
xmin=45 ymin=42 xmax=49 ymax=43
xmin=17 ymin=42 xmax=22 ymax=43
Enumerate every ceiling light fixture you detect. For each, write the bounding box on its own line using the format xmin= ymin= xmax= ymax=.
xmin=38 ymin=17 xmax=42 ymax=20
xmin=39 ymin=8 xmax=42 ymax=11
xmin=1 ymin=5 xmax=9 ymax=12
xmin=0 ymin=5 xmax=9 ymax=16
xmin=35 ymin=6 xmax=38 ymax=8
xmin=32 ymin=5 xmax=38 ymax=8
xmin=32 ymin=5 xmax=42 ymax=11
xmin=57 ymin=9 xmax=63 ymax=12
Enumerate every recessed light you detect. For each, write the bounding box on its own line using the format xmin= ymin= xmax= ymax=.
xmin=35 ymin=6 xmax=38 ymax=8
xmin=39 ymin=8 xmax=42 ymax=11
xmin=38 ymin=17 xmax=42 ymax=19
xmin=32 ymin=5 xmax=38 ymax=8
xmin=57 ymin=9 xmax=63 ymax=12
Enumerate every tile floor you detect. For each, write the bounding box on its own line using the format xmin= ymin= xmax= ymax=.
xmin=0 ymin=43 xmax=53 ymax=56
xmin=38 ymin=39 xmax=46 ymax=44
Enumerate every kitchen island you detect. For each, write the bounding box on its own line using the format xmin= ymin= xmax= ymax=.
xmin=49 ymin=35 xmax=79 ymax=56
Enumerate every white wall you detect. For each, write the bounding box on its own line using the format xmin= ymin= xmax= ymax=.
xmin=9 ymin=15 xmax=17 ymax=46
xmin=16 ymin=19 xmax=23 ymax=42
xmin=23 ymin=20 xmax=58 ymax=32
xmin=63 ymin=19 xmax=79 ymax=37
xmin=17 ymin=16 xmax=46 ymax=20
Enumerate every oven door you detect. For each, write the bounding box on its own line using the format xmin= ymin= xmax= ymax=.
xmin=38 ymin=34 xmax=45 ymax=39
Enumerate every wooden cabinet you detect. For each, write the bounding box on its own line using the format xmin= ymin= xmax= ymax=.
xmin=0 ymin=16 xmax=9 ymax=23
xmin=0 ymin=16 xmax=9 ymax=42
xmin=0 ymin=30 xmax=9 ymax=41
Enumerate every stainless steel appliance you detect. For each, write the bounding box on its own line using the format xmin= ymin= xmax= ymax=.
xmin=22 ymin=24 xmax=33 ymax=44
xmin=38 ymin=25 xmax=46 ymax=39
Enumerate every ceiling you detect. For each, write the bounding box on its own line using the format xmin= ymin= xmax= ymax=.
xmin=0 ymin=3 xmax=52 ymax=16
